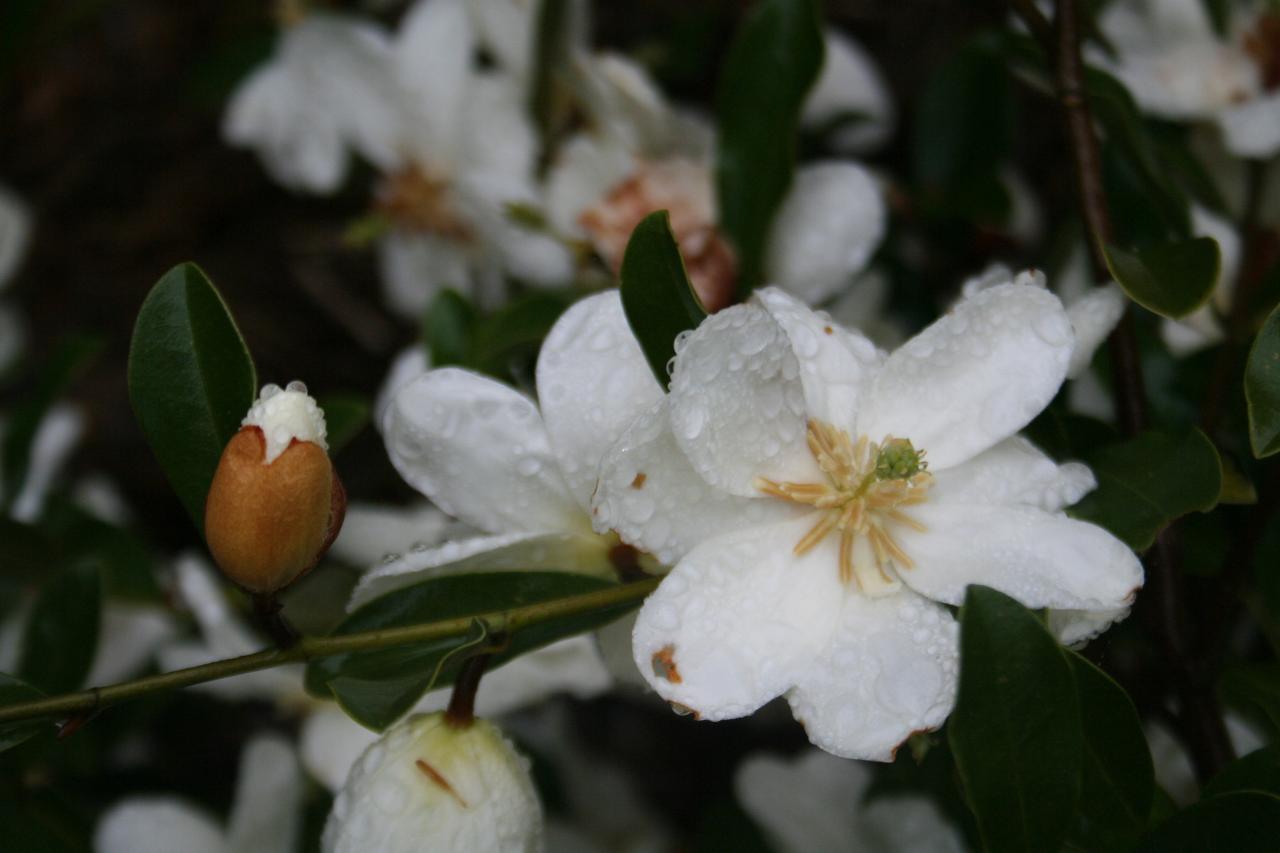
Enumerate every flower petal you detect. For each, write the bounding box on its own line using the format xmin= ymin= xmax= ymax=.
xmin=536 ymin=291 xmax=663 ymax=511
xmin=900 ymin=502 xmax=1143 ymax=610
xmin=858 ymin=282 xmax=1074 ymax=470
xmin=301 ymin=705 xmax=379 ymax=792
xmin=328 ymin=501 xmax=457 ymax=568
xmin=377 ymin=231 xmax=475 ymax=321
xmin=765 ymin=162 xmax=887 ymax=305
xmin=930 ymin=436 xmax=1096 ymax=512
xmin=1047 ymin=606 xmax=1131 ymax=648
xmin=784 ymin=590 xmax=958 ymax=761
xmin=802 ymin=29 xmax=894 ymax=153
xmin=86 ymin=604 xmax=176 ymax=685
xmin=1066 ymin=284 xmax=1126 ymax=378
xmin=349 ymin=531 xmax=613 ymax=610
xmin=1218 ymin=91 xmax=1280 ymax=160
xmin=0 ymin=184 xmax=32 ymax=288
xmin=94 ymin=799 xmax=227 ymax=853
xmin=395 ymin=0 xmax=476 ymax=167
xmin=374 ymin=346 xmax=430 ymax=434
xmin=384 ymin=368 xmax=582 ymax=534
xmin=227 ymin=736 xmax=303 ymax=853
xmin=593 ymin=398 xmax=799 ymax=565
xmin=632 ymin=516 xmax=845 ymax=720
xmin=544 ymin=133 xmax=637 ymax=238
xmin=735 ymin=751 xmax=867 ymax=852
xmin=9 ymin=403 xmax=84 ymax=524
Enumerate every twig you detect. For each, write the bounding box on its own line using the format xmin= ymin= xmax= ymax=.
xmin=444 ymin=654 xmax=490 ymax=728
xmin=0 ymin=578 xmax=659 ymax=726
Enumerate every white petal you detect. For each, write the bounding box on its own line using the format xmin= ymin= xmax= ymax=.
xmin=802 ymin=29 xmax=894 ymax=153
xmin=330 ymin=501 xmax=456 ymax=568
xmin=930 ymin=436 xmax=1096 ymax=512
xmin=1047 ymin=606 xmax=1131 ymax=648
xmin=535 ymin=291 xmax=663 ymax=510
xmin=0 ymin=184 xmax=32 ymax=288
xmin=301 ymin=705 xmax=380 ymax=793
xmin=859 ymin=282 xmax=1074 ymax=470
xmin=94 ymin=799 xmax=227 ymax=853
xmin=467 ymin=634 xmax=612 ymax=715
xmin=592 ymin=398 xmax=799 ymax=565
xmin=1218 ymin=91 xmax=1280 ymax=160
xmin=1002 ymin=168 xmax=1044 ymax=244
xmin=735 ymin=750 xmax=867 ymax=853
xmin=1192 ymin=203 xmax=1242 ymax=314
xmin=395 ymin=0 xmax=475 ymax=167
xmin=668 ymin=291 xmax=880 ymax=496
xmin=593 ymin=610 xmax=647 ymax=688
xmin=574 ymin=52 xmax=677 ymax=153
xmin=1161 ymin=308 xmax=1223 ymax=355
xmin=374 ymin=346 xmax=430 ymax=434
xmin=455 ymin=72 xmax=538 ymax=184
xmin=632 ymin=516 xmax=845 ymax=720
xmin=383 ymin=368 xmax=582 ymax=534
xmin=900 ymin=502 xmax=1143 ymax=610
xmin=10 ymin=404 xmax=84 ymax=524
xmin=376 ymin=231 xmax=472 ymax=321
xmin=227 ymin=736 xmax=303 ymax=853
xmin=468 ymin=0 xmax=543 ymax=77
xmin=86 ymin=604 xmax=176 ymax=685
xmin=1066 ymin=284 xmax=1126 ymax=378
xmin=348 ymin=530 xmax=613 ymax=610
xmin=785 ymin=590 xmax=958 ymax=761
xmin=765 ymin=162 xmax=887 ymax=305
xmin=544 ymin=133 xmax=637 ymax=238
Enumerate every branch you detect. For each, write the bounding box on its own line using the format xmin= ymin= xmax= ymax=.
xmin=0 ymin=578 xmax=659 ymax=726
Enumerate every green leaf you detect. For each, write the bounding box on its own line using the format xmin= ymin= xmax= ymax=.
xmin=1136 ymin=792 xmax=1280 ymax=853
xmin=1204 ymin=746 xmax=1280 ymax=799
xmin=1067 ymin=651 xmax=1154 ymax=848
xmin=0 ymin=335 xmax=102 ymax=513
xmin=18 ymin=561 xmax=101 ymax=693
xmin=1105 ymin=238 xmax=1220 ymax=320
xmin=1246 ymin=304 xmax=1280 ymax=457
xmin=716 ymin=0 xmax=823 ymax=293
xmin=0 ymin=673 xmax=48 ymax=754
xmin=306 ymin=572 xmax=636 ymax=730
xmin=1220 ymin=663 xmax=1280 ymax=732
xmin=468 ymin=291 xmax=573 ymax=377
xmin=1070 ymin=428 xmax=1222 ymax=551
xmin=949 ymin=586 xmax=1082 ymax=853
xmin=316 ymin=394 xmax=369 ymax=455
xmin=127 ymin=263 xmax=257 ymax=532
xmin=529 ymin=0 xmax=574 ymax=168
xmin=422 ymin=288 xmax=476 ymax=368
xmin=620 ymin=210 xmax=708 ymax=388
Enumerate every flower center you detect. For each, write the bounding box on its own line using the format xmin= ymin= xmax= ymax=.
xmin=1245 ymin=13 xmax=1280 ymax=92
xmin=376 ymin=166 xmax=473 ymax=241
xmin=754 ymin=420 xmax=932 ymax=595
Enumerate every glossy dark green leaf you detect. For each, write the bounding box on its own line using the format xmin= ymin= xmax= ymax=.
xmin=422 ymin=288 xmax=476 ymax=368
xmin=316 ymin=394 xmax=368 ymax=455
xmin=716 ymin=0 xmax=823 ymax=293
xmin=469 ymin=291 xmax=573 ymax=377
xmin=127 ymin=263 xmax=257 ymax=532
xmin=1070 ymin=428 xmax=1222 ymax=550
xmin=18 ymin=561 xmax=101 ymax=693
xmin=1204 ymin=746 xmax=1280 ymax=799
xmin=306 ymin=572 xmax=636 ymax=729
xmin=949 ymin=586 xmax=1082 ymax=853
xmin=1246 ymin=304 xmax=1280 ymax=457
xmin=0 ymin=673 xmax=48 ymax=754
xmin=1067 ymin=651 xmax=1154 ymax=848
xmin=1105 ymin=238 xmax=1219 ymax=320
xmin=0 ymin=335 xmax=101 ymax=514
xmin=1136 ymin=792 xmax=1280 ymax=853
xmin=620 ymin=210 xmax=708 ymax=388
xmin=1220 ymin=664 xmax=1280 ymax=731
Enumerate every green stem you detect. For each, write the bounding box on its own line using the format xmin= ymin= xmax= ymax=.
xmin=0 ymin=578 xmax=659 ymax=726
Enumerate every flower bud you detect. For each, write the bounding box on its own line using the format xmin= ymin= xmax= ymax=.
xmin=322 ymin=712 xmax=542 ymax=853
xmin=204 ymin=381 xmax=345 ymax=594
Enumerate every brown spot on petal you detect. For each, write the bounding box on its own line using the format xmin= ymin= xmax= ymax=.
xmin=631 ymin=472 xmax=647 ymax=489
xmin=652 ymin=645 xmax=682 ymax=684
xmin=416 ymin=758 xmax=468 ymax=808
xmin=823 ymin=326 xmax=834 ymax=335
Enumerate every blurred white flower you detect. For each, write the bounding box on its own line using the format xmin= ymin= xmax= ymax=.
xmin=1146 ymin=713 xmax=1266 ymax=806
xmin=735 ymin=749 xmax=965 ymax=853
xmin=1159 ymin=205 xmax=1245 ymax=355
xmin=1095 ymin=0 xmax=1280 ymax=159
xmin=95 ymin=735 xmax=303 ymax=853
xmin=0 ymin=183 xmax=31 ymax=372
xmin=322 ymin=711 xmax=541 ymax=853
xmin=545 ymin=47 xmax=886 ymax=312
xmin=593 ymin=280 xmax=1142 ymax=759
xmin=802 ymin=30 xmax=896 ymax=154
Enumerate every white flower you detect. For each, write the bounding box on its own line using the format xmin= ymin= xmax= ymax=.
xmin=95 ymin=735 xmax=303 ymax=853
xmin=1095 ymin=0 xmax=1280 ymax=159
xmin=545 ymin=47 xmax=886 ymax=312
xmin=735 ymin=749 xmax=965 ymax=853
xmin=802 ymin=30 xmax=896 ymax=154
xmin=592 ymin=279 xmax=1143 ymax=760
xmin=0 ymin=183 xmax=31 ymax=372
xmin=1160 ymin=205 xmax=1245 ymax=355
xmin=226 ymin=0 xmax=572 ymax=317
xmin=322 ymin=711 xmax=542 ymax=853
xmin=355 ymin=290 xmax=664 ymax=608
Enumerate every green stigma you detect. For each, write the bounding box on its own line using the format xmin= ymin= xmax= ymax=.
xmin=875 ymin=439 xmax=926 ymax=481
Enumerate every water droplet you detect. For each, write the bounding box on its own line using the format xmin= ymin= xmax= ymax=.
xmin=517 ymin=457 xmax=542 ymax=476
